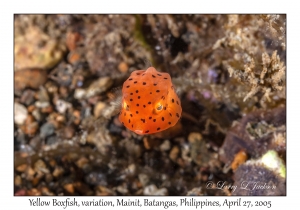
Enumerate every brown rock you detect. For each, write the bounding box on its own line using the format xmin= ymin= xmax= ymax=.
xmin=45 ymin=173 xmax=53 ymax=183
xmin=25 ymin=167 xmax=36 ymax=180
xmin=26 ymin=188 xmax=42 ymax=196
xmin=74 ymin=182 xmax=93 ymax=196
xmin=188 ymin=132 xmax=202 ymax=144
xmin=14 ymin=26 xmax=65 ymax=71
xmin=53 ymin=166 xmax=64 ymax=178
xmin=96 ymin=186 xmax=116 ymax=196
xmin=76 ymin=157 xmax=89 ymax=168
xmin=25 ymin=114 xmax=35 ymax=124
xmin=27 ymin=105 xmax=36 ymax=113
xmin=118 ymin=62 xmax=129 ymax=73
xmin=59 ymin=86 xmax=69 ymax=98
xmin=16 ymin=163 xmax=27 ymax=172
xmin=94 ymin=102 xmax=106 ymax=118
xmin=14 ymin=175 xmax=22 ymax=186
xmin=14 ymin=69 xmax=47 ymax=91
xmin=20 ymin=89 xmax=36 ymax=105
xmin=66 ymin=31 xmax=82 ymax=51
xmin=62 ymin=125 xmax=75 ymax=139
xmin=32 ymin=176 xmax=41 ymax=186
xmin=34 ymin=159 xmax=49 ymax=174
xmin=45 ymin=80 xmax=58 ymax=95
xmin=64 ymin=183 xmax=75 ymax=194
xmin=143 ymin=137 xmax=151 ymax=150
xmin=41 ymin=187 xmax=54 ymax=196
xmin=68 ymin=50 xmax=81 ymax=65
xmin=21 ymin=114 xmax=39 ymax=136
xmin=169 ymin=146 xmax=179 ymax=162
xmin=41 ymin=105 xmax=53 ymax=113
xmin=72 ymin=110 xmax=81 ymax=125
xmin=48 ymin=159 xmax=57 ymax=168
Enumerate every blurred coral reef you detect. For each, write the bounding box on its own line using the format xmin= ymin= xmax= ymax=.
xmin=14 ymin=14 xmax=286 ymax=196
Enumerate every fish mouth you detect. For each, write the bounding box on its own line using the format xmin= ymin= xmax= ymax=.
xmin=134 ymin=130 xmax=144 ymax=135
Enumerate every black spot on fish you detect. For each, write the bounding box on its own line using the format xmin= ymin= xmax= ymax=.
xmin=157 ymin=127 xmax=161 ymax=131
xmin=162 ymin=117 xmax=164 ymax=121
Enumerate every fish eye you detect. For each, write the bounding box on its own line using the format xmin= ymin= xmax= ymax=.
xmin=153 ymin=102 xmax=164 ymax=114
xmin=156 ymin=104 xmax=163 ymax=111
xmin=123 ymin=101 xmax=127 ymax=109
xmin=123 ymin=101 xmax=129 ymax=111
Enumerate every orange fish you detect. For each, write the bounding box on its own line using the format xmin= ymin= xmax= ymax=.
xmin=119 ymin=67 xmax=182 ymax=135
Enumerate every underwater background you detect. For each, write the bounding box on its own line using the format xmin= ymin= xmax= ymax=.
xmin=14 ymin=14 xmax=286 ymax=196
